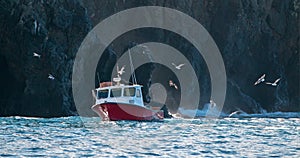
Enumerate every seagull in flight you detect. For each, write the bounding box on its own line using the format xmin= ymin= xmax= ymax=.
xmin=33 ymin=20 xmax=38 ymax=34
xmin=172 ymin=63 xmax=185 ymax=70
xmin=254 ymin=74 xmax=266 ymax=85
xmin=117 ymin=65 xmax=125 ymax=75
xmin=228 ymin=111 xmax=240 ymax=118
xmin=142 ymin=50 xmax=151 ymax=55
xmin=48 ymin=74 xmax=55 ymax=80
xmin=33 ymin=52 xmax=41 ymax=58
xmin=169 ymin=80 xmax=178 ymax=90
xmin=265 ymin=78 xmax=280 ymax=86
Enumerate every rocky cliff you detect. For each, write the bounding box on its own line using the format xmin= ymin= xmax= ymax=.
xmin=0 ymin=0 xmax=299 ymax=117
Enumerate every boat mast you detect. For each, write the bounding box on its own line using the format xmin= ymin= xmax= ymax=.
xmin=97 ymin=72 xmax=101 ymax=87
xmin=128 ymin=48 xmax=137 ymax=85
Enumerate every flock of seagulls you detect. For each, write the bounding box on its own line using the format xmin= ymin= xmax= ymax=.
xmin=33 ymin=52 xmax=56 ymax=80
xmin=168 ymin=63 xmax=185 ymax=90
xmin=33 ymin=44 xmax=281 ymax=91
xmin=112 ymin=61 xmax=185 ymax=90
xmin=167 ymin=65 xmax=281 ymax=90
xmin=114 ymin=61 xmax=183 ymax=90
xmin=254 ymin=74 xmax=280 ymax=87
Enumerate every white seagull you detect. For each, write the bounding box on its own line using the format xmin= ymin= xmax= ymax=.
xmin=136 ymin=44 xmax=149 ymax=54
xmin=228 ymin=111 xmax=240 ymax=118
xmin=33 ymin=52 xmax=41 ymax=58
xmin=142 ymin=50 xmax=151 ymax=55
xmin=265 ymin=78 xmax=280 ymax=86
xmin=254 ymin=74 xmax=266 ymax=85
xmin=33 ymin=20 xmax=38 ymax=34
xmin=172 ymin=63 xmax=185 ymax=70
xmin=117 ymin=65 xmax=125 ymax=75
xmin=169 ymin=80 xmax=178 ymax=90
xmin=48 ymin=74 xmax=55 ymax=80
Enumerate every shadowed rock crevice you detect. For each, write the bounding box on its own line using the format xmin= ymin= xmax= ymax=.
xmin=0 ymin=54 xmax=25 ymax=116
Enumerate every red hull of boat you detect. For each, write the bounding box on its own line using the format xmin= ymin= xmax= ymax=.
xmin=92 ymin=103 xmax=164 ymax=121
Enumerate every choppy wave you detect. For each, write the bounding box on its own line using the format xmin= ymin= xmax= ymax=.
xmin=1 ymin=116 xmax=299 ymax=157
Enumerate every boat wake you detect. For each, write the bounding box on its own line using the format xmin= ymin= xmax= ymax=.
xmin=226 ymin=111 xmax=300 ymax=118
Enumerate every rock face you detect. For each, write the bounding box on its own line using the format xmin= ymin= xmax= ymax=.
xmin=0 ymin=0 xmax=92 ymax=117
xmin=0 ymin=0 xmax=299 ymax=117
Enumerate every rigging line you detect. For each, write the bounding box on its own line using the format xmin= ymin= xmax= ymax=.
xmin=97 ymin=72 xmax=100 ymax=85
xmin=128 ymin=48 xmax=137 ymax=84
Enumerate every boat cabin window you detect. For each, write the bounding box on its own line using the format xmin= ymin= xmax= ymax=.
xmin=124 ymin=87 xmax=136 ymax=97
xmin=136 ymin=89 xmax=141 ymax=97
xmin=97 ymin=89 xmax=109 ymax=99
xmin=110 ymin=88 xmax=122 ymax=97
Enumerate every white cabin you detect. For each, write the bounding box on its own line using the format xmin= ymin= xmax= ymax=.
xmin=94 ymin=84 xmax=144 ymax=107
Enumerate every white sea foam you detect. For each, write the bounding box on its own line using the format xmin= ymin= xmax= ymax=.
xmin=228 ymin=111 xmax=300 ymax=118
xmin=175 ymin=103 xmax=226 ymax=118
xmin=174 ymin=106 xmax=300 ymax=118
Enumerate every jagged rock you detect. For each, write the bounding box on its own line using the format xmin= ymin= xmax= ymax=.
xmin=0 ymin=0 xmax=299 ymax=117
xmin=0 ymin=0 xmax=92 ymax=117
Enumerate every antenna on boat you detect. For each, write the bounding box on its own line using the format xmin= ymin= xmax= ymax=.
xmin=128 ymin=48 xmax=137 ymax=85
xmin=97 ymin=72 xmax=101 ymax=87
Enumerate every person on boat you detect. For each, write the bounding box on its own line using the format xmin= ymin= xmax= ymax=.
xmin=210 ymin=99 xmax=216 ymax=107
xmin=99 ymin=82 xmax=113 ymax=88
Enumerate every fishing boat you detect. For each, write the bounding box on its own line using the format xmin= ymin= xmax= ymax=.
xmin=91 ymin=80 xmax=164 ymax=121
xmin=91 ymin=50 xmax=164 ymax=121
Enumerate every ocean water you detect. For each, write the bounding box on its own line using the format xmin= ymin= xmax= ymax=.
xmin=1 ymin=115 xmax=299 ymax=157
